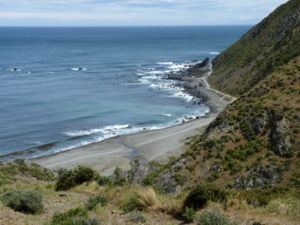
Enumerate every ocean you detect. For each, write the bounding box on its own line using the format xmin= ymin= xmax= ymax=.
xmin=0 ymin=26 xmax=251 ymax=160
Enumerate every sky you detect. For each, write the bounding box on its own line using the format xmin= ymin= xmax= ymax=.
xmin=0 ymin=0 xmax=289 ymax=26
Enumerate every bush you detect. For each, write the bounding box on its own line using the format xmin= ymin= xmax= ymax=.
xmin=96 ymin=176 xmax=113 ymax=186
xmin=182 ymin=207 xmax=196 ymax=222
xmin=0 ymin=190 xmax=43 ymax=214
xmin=113 ymin=167 xmax=126 ymax=186
xmin=85 ymin=195 xmax=107 ymax=210
xmin=196 ymin=209 xmax=235 ymax=225
xmin=55 ymin=166 xmax=97 ymax=191
xmin=51 ymin=207 xmax=100 ymax=225
xmin=183 ymin=184 xmax=227 ymax=210
xmin=141 ymin=176 xmax=155 ymax=186
xmin=121 ymin=192 xmax=140 ymax=213
xmin=128 ymin=210 xmax=147 ymax=224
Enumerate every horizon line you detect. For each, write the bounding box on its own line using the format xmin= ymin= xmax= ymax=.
xmin=0 ymin=24 xmax=254 ymax=28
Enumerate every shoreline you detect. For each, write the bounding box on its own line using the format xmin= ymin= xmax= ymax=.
xmin=33 ymin=60 xmax=234 ymax=175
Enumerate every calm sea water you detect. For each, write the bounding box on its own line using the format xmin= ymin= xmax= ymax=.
xmin=0 ymin=26 xmax=250 ymax=159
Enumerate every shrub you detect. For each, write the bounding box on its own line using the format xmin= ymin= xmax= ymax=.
xmin=0 ymin=190 xmax=43 ymax=214
xmin=121 ymin=192 xmax=140 ymax=213
xmin=85 ymin=195 xmax=107 ymax=210
xmin=196 ymin=209 xmax=235 ymax=225
xmin=55 ymin=166 xmax=97 ymax=191
xmin=141 ymin=176 xmax=155 ymax=186
xmin=183 ymin=184 xmax=227 ymax=210
xmin=96 ymin=176 xmax=113 ymax=186
xmin=182 ymin=207 xmax=196 ymax=222
xmin=51 ymin=207 xmax=100 ymax=225
xmin=113 ymin=167 xmax=126 ymax=186
xmin=128 ymin=210 xmax=147 ymax=224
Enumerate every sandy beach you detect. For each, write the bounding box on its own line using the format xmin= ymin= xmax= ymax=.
xmin=33 ymin=67 xmax=232 ymax=175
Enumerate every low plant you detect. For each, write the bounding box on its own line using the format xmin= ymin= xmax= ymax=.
xmin=113 ymin=167 xmax=126 ymax=186
xmin=182 ymin=207 xmax=196 ymax=222
xmin=51 ymin=207 xmax=100 ymax=225
xmin=196 ymin=209 xmax=235 ymax=225
xmin=0 ymin=190 xmax=43 ymax=214
xmin=128 ymin=210 xmax=147 ymax=224
xmin=85 ymin=194 xmax=107 ymax=210
xmin=121 ymin=192 xmax=140 ymax=213
xmin=96 ymin=176 xmax=113 ymax=186
xmin=183 ymin=184 xmax=227 ymax=210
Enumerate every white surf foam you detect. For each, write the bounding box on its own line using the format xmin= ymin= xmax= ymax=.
xmin=71 ymin=67 xmax=87 ymax=71
xmin=160 ymin=113 xmax=173 ymax=117
xmin=157 ymin=62 xmax=174 ymax=65
xmin=9 ymin=68 xmax=22 ymax=72
xmin=63 ymin=124 xmax=132 ymax=137
xmin=209 ymin=52 xmax=220 ymax=55
xmin=137 ymin=61 xmax=198 ymax=103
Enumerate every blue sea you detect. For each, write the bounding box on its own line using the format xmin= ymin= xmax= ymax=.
xmin=0 ymin=26 xmax=250 ymax=160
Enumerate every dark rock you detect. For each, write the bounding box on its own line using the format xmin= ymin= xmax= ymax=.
xmin=270 ymin=118 xmax=292 ymax=156
xmin=197 ymin=57 xmax=210 ymax=68
xmin=234 ymin=165 xmax=282 ymax=189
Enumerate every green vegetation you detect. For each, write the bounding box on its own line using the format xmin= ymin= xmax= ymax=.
xmin=230 ymin=187 xmax=300 ymax=207
xmin=85 ymin=194 xmax=107 ymax=210
xmin=0 ymin=159 xmax=55 ymax=186
xmin=210 ymin=0 xmax=300 ymax=95
xmin=121 ymin=192 xmax=140 ymax=213
xmin=50 ymin=208 xmax=100 ymax=225
xmin=127 ymin=210 xmax=147 ymax=224
xmin=55 ymin=166 xmax=96 ymax=191
xmin=96 ymin=175 xmax=113 ymax=186
xmin=196 ymin=209 xmax=235 ymax=225
xmin=183 ymin=184 xmax=227 ymax=210
xmin=182 ymin=206 xmax=196 ymax=222
xmin=0 ymin=190 xmax=43 ymax=214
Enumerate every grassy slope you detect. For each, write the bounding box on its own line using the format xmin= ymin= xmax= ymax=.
xmin=209 ymin=0 xmax=300 ymax=96
xmin=174 ymin=56 xmax=300 ymax=189
xmin=167 ymin=0 xmax=300 ymax=189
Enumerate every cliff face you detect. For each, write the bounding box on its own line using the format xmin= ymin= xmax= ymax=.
xmin=157 ymin=0 xmax=300 ymax=192
xmin=209 ymin=0 xmax=300 ymax=96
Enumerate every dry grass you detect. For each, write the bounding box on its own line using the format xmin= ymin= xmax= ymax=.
xmin=137 ymin=187 xmax=161 ymax=211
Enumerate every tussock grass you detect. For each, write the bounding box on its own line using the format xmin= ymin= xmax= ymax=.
xmin=137 ymin=187 xmax=161 ymax=211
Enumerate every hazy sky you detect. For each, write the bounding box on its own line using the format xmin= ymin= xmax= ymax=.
xmin=0 ymin=0 xmax=289 ymax=26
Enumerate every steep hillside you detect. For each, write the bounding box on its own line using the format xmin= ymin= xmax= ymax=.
xmin=167 ymin=56 xmax=300 ymax=190
xmin=154 ymin=0 xmax=300 ymax=192
xmin=209 ymin=0 xmax=300 ymax=96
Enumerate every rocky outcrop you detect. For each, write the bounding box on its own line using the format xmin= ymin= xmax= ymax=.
xmin=270 ymin=118 xmax=292 ymax=156
xmin=155 ymin=159 xmax=187 ymax=193
xmin=156 ymin=170 xmax=181 ymax=193
xmin=234 ymin=165 xmax=283 ymax=189
xmin=251 ymin=112 xmax=269 ymax=135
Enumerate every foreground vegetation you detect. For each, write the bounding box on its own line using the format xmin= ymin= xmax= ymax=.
xmin=0 ymin=160 xmax=299 ymax=225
